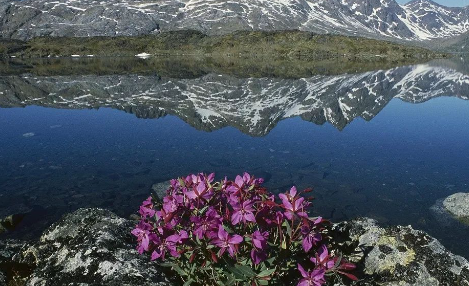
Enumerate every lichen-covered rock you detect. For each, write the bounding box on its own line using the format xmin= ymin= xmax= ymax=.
xmin=443 ymin=193 xmax=469 ymax=223
xmin=331 ymin=218 xmax=469 ymax=286
xmin=0 ymin=271 xmax=5 ymax=286
xmin=0 ymin=239 xmax=32 ymax=285
xmin=18 ymin=208 xmax=170 ymax=286
xmin=0 ymin=239 xmax=25 ymax=264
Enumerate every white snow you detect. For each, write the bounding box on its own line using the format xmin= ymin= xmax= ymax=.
xmin=135 ymin=53 xmax=151 ymax=59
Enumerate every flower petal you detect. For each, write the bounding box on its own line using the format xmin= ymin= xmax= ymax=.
xmin=229 ymin=234 xmax=243 ymax=244
xmin=235 ymin=175 xmax=244 ymax=187
xmin=297 ymin=263 xmax=308 ymax=278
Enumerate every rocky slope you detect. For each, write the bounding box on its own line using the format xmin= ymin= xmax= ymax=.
xmin=0 ymin=0 xmax=468 ymax=47
xmin=1 ymin=208 xmax=468 ymax=285
xmin=0 ymin=60 xmax=468 ymax=136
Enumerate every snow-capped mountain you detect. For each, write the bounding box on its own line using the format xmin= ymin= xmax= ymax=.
xmin=1 ymin=61 xmax=468 ymax=136
xmin=0 ymin=0 xmax=468 ymax=45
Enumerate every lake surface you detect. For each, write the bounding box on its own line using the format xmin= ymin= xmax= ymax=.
xmin=1 ymin=57 xmax=469 ymax=257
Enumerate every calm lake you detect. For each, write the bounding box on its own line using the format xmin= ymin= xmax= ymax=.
xmin=1 ymin=57 xmax=469 ymax=257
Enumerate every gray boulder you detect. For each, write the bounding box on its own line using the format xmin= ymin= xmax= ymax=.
xmin=331 ymin=218 xmax=469 ymax=285
xmin=17 ymin=208 xmax=170 ymax=286
xmin=443 ymin=193 xmax=469 ymax=223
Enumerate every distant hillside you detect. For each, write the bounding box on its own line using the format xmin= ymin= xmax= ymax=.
xmin=1 ymin=30 xmax=445 ymax=60
xmin=440 ymin=31 xmax=469 ymax=53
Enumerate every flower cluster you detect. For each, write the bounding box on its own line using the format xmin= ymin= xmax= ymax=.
xmin=132 ymin=173 xmax=357 ymax=285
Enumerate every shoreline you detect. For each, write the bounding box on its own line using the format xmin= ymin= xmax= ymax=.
xmin=1 ymin=30 xmax=449 ymax=61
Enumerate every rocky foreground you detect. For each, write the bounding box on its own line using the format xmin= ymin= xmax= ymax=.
xmin=0 ymin=208 xmax=468 ymax=286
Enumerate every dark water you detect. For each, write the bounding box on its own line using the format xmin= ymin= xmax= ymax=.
xmin=1 ymin=57 xmax=469 ymax=257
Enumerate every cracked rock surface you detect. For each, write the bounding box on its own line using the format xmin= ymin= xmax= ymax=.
xmin=16 ymin=208 xmax=170 ymax=286
xmin=331 ymin=218 xmax=469 ymax=286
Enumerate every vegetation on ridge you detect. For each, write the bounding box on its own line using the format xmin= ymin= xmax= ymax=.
xmin=1 ymin=30 xmax=446 ymax=60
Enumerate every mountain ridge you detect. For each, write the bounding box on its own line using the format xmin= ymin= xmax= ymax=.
xmin=0 ymin=0 xmax=468 ymax=48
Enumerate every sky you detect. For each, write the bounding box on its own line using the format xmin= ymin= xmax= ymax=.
xmin=396 ymin=0 xmax=469 ymax=6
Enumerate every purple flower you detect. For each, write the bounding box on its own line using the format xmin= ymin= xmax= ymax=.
xmin=131 ymin=221 xmax=158 ymax=254
xmin=297 ymin=264 xmax=326 ymax=286
xmin=207 ymin=173 xmax=215 ymax=183
xmin=310 ymin=245 xmax=335 ymax=269
xmin=252 ymin=230 xmax=268 ymax=250
xmin=242 ymin=172 xmax=251 ymax=184
xmin=169 ymin=179 xmax=181 ymax=190
xmin=191 ymin=208 xmax=222 ymax=239
xmin=162 ymin=194 xmax=183 ymax=214
xmin=235 ymin=175 xmax=245 ymax=188
xmin=253 ymin=177 xmax=264 ymax=185
xmin=151 ymin=230 xmax=185 ymax=260
xmin=211 ymin=225 xmax=243 ymax=257
xmin=251 ymin=249 xmax=267 ymax=265
xmin=139 ymin=197 xmax=156 ymax=218
xmin=231 ymin=200 xmax=256 ymax=225
xmin=279 ymin=187 xmax=308 ymax=220
xmin=184 ymin=182 xmax=213 ymax=201
xmin=301 ymin=225 xmax=322 ymax=252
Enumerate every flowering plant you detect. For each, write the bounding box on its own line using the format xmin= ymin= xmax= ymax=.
xmin=132 ymin=172 xmax=357 ymax=285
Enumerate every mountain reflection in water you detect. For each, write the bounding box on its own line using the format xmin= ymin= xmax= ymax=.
xmin=1 ymin=58 xmax=468 ymax=136
xmin=1 ymin=57 xmax=469 ymax=258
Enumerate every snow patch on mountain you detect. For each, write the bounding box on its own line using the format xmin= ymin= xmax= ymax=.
xmin=0 ymin=0 xmax=468 ymax=42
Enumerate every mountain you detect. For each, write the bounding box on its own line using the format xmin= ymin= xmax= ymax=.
xmin=0 ymin=0 xmax=468 ymax=46
xmin=1 ymin=60 xmax=468 ymax=136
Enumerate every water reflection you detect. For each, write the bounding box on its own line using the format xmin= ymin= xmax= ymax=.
xmin=1 ymin=58 xmax=468 ymax=136
xmin=1 ymin=57 xmax=469 ymax=257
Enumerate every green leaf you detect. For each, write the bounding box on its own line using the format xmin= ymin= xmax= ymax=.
xmin=190 ymin=263 xmax=196 ymax=275
xmin=257 ymin=268 xmax=276 ymax=277
xmin=334 ymin=253 xmax=343 ymax=268
xmin=178 ymin=178 xmax=185 ymax=186
xmin=223 ymin=274 xmax=237 ymax=286
xmin=160 ymin=262 xmax=188 ymax=277
xmin=159 ymin=262 xmax=176 ymax=268
xmin=257 ymin=279 xmax=269 ymax=285
xmin=183 ymin=279 xmax=194 ymax=286
xmin=283 ymin=220 xmax=292 ymax=237
xmin=199 ymin=205 xmax=209 ymax=214
xmin=281 ymin=239 xmax=287 ymax=249
xmin=224 ymin=224 xmax=235 ymax=234
xmin=228 ymin=264 xmax=257 ymax=280
xmin=266 ymin=257 xmax=276 ymax=265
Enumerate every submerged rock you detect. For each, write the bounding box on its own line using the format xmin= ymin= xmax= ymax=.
xmin=0 ymin=213 xmax=26 ymax=234
xmin=151 ymin=181 xmax=170 ymax=199
xmin=443 ymin=193 xmax=469 ymax=224
xmin=16 ymin=208 xmax=170 ymax=286
xmin=331 ymin=218 xmax=469 ymax=285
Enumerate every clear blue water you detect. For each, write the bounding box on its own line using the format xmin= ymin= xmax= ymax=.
xmin=1 ymin=58 xmax=469 ymax=258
